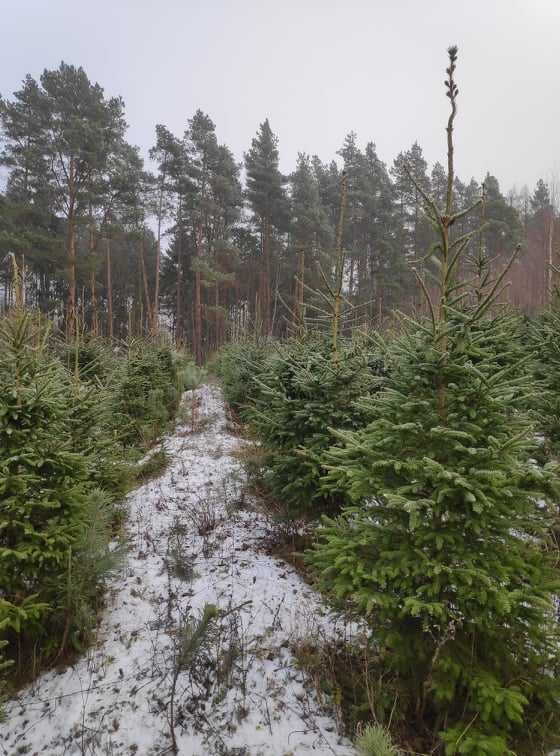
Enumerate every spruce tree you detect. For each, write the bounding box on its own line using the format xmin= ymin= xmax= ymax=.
xmin=361 ymin=141 xmax=408 ymax=317
xmin=289 ymin=152 xmax=333 ymax=330
xmin=245 ymin=119 xmax=289 ymax=335
xmin=0 ymin=313 xmax=90 ymax=654
xmin=530 ymin=308 xmax=560 ymax=455
xmin=312 ymin=155 xmax=341 ymax=231
xmin=391 ymin=141 xmax=433 ymax=264
xmin=531 ymin=178 xmax=551 ymax=213
xmin=309 ymin=47 xmax=560 ymax=755
xmin=337 ymin=134 xmax=408 ymax=318
xmin=431 ymin=161 xmax=448 ymax=208
xmin=245 ymin=333 xmax=379 ymax=515
xmin=480 ymin=173 xmax=522 ymax=263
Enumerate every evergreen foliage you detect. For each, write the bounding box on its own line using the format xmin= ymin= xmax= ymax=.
xmin=210 ymin=340 xmax=271 ymax=414
xmin=232 ymin=334 xmax=384 ymax=514
xmin=60 ymin=338 xmax=114 ymax=381
xmin=0 ymin=312 xmax=187 ymax=681
xmin=0 ymin=59 xmax=554 ymax=352
xmin=308 ymin=47 xmax=560 ymax=754
xmin=244 ymin=118 xmax=289 ymax=334
xmin=66 ymin=375 xmax=131 ymax=497
xmin=213 ymin=332 xmax=385 ymax=514
xmin=530 ymin=308 xmax=560 ymax=455
xmin=112 ymin=342 xmax=183 ymax=446
xmin=48 ymin=488 xmax=120 ymax=657
xmin=0 ymin=312 xmax=95 ymax=663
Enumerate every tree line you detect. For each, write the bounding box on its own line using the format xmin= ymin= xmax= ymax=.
xmin=0 ymin=62 xmax=556 ymax=360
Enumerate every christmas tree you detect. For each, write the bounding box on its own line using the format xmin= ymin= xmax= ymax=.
xmin=309 ymin=47 xmax=560 ymax=754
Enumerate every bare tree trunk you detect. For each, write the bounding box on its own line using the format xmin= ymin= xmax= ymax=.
xmin=106 ymin=235 xmax=113 ymax=340
xmin=254 ymin=290 xmax=260 ymax=337
xmin=66 ymin=160 xmax=77 ymax=340
xmin=19 ymin=253 xmax=26 ymax=308
xmin=547 ymin=209 xmax=554 ymax=305
xmin=176 ymin=201 xmax=184 ymax=345
xmin=89 ymin=209 xmax=98 ymax=337
xmin=262 ymin=218 xmax=272 ymax=335
xmin=297 ymin=245 xmax=305 ymax=330
xmin=66 ymin=218 xmax=77 ymax=340
xmin=193 ymin=224 xmax=203 ymax=363
xmin=332 ymin=173 xmax=348 ymax=360
xmin=348 ymin=256 xmax=354 ymax=298
xmin=138 ymin=235 xmax=153 ymax=333
xmin=153 ymin=159 xmax=169 ymax=336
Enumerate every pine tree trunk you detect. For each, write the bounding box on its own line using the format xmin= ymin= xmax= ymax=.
xmin=153 ymin=179 xmax=165 ymax=336
xmin=66 ymin=158 xmax=77 ymax=340
xmin=255 ymin=290 xmax=260 ymax=336
xmin=89 ymin=211 xmax=98 ymax=337
xmin=332 ymin=174 xmax=348 ymax=360
xmin=106 ymin=235 xmax=113 ymax=340
xmin=19 ymin=253 xmax=25 ymax=308
xmin=138 ymin=235 xmax=153 ymax=333
xmin=194 ymin=223 xmax=203 ymax=364
xmin=547 ymin=209 xmax=554 ymax=305
xmin=262 ymin=217 xmax=272 ymax=335
xmin=66 ymin=218 xmax=77 ymax=340
xmin=297 ymin=246 xmax=305 ymax=330
xmin=176 ymin=204 xmax=184 ymax=346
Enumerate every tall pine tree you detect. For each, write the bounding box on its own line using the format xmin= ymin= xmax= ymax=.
xmin=245 ymin=119 xmax=288 ymax=335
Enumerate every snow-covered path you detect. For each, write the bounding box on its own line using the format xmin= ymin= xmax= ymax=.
xmin=3 ymin=385 xmax=358 ymax=756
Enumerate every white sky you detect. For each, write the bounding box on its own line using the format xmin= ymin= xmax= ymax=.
xmin=2 ymin=0 xmax=560 ymax=193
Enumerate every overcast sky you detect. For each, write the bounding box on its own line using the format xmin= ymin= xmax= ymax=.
xmin=2 ymin=0 xmax=560 ymax=193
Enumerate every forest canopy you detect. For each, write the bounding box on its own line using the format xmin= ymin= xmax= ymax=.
xmin=1 ymin=61 xmax=556 ymax=360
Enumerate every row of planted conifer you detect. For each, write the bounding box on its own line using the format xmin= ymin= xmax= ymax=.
xmin=0 ymin=308 xmax=195 ymax=710
xmin=213 ymin=47 xmax=560 ymax=755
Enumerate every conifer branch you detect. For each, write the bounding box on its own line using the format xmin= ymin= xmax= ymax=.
xmin=469 ymin=244 xmax=521 ymax=323
xmin=413 ymin=268 xmax=436 ymax=333
xmin=450 ymin=198 xmax=483 ymax=226
xmin=449 ymin=225 xmax=486 ymax=252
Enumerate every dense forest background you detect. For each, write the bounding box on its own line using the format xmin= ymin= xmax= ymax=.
xmin=1 ymin=62 xmax=557 ymax=361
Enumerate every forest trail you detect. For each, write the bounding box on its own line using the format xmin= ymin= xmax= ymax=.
xmin=3 ymin=385 xmax=357 ymax=756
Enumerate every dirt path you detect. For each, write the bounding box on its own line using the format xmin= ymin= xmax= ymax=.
xmin=3 ymin=385 xmax=357 ymax=756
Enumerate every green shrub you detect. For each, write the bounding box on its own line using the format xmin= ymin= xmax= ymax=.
xmin=66 ymin=378 xmax=132 ymax=496
xmin=309 ymin=314 xmax=560 ymax=753
xmin=0 ymin=317 xmax=187 ymax=688
xmin=0 ymin=313 xmax=92 ymax=665
xmin=210 ymin=340 xmax=271 ymax=413
xmin=179 ymin=358 xmax=206 ymax=392
xmin=47 ymin=489 xmax=122 ymax=657
xmin=529 ymin=308 xmax=560 ymax=455
xmin=0 ymin=638 xmax=12 ymax=721
xmin=112 ymin=342 xmax=182 ymax=446
xmin=59 ymin=337 xmax=115 ymax=381
xmin=244 ymin=334 xmax=384 ymax=514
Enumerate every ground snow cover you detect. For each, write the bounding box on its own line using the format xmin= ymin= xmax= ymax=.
xmin=3 ymin=384 xmax=359 ymax=756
